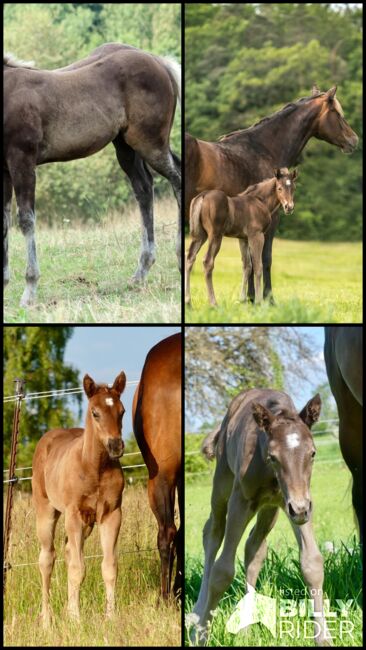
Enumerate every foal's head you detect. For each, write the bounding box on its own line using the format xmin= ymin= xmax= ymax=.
xmin=274 ymin=168 xmax=298 ymax=214
xmin=83 ymin=371 xmax=126 ymax=459
xmin=252 ymin=394 xmax=321 ymax=525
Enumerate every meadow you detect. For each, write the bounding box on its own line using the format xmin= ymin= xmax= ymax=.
xmin=4 ymin=199 xmax=181 ymax=324
xmin=185 ymin=238 xmax=362 ymax=323
xmin=4 ymin=483 xmax=180 ymax=647
xmin=185 ymin=433 xmax=362 ymax=646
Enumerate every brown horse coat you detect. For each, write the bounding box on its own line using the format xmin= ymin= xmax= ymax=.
xmin=132 ymin=332 xmax=182 ymax=598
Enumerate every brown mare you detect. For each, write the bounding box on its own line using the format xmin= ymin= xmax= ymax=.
xmin=32 ymin=371 xmax=126 ymax=626
xmin=185 ymin=168 xmax=297 ymax=306
xmin=324 ymin=326 xmax=363 ymax=541
xmin=132 ymin=332 xmax=182 ymax=599
xmin=4 ymin=43 xmax=181 ymax=306
xmin=185 ymin=85 xmax=358 ymax=302
xmin=189 ymin=388 xmax=331 ymax=646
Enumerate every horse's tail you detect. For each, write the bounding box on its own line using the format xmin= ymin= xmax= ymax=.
xmin=161 ymin=56 xmax=181 ymax=107
xmin=201 ymin=426 xmax=221 ymax=461
xmin=189 ymin=194 xmax=206 ymax=239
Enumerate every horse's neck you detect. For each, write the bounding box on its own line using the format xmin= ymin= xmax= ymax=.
xmin=82 ymin=413 xmax=108 ymax=471
xmin=255 ymin=179 xmax=278 ymax=213
xmin=250 ymin=101 xmax=320 ymax=167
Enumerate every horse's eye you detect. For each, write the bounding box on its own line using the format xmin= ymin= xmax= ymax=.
xmin=311 ymin=450 xmax=316 ymax=459
xmin=278 ymin=187 xmax=282 ymax=191
xmin=268 ymin=454 xmax=276 ymax=463
xmin=92 ymin=409 xmax=99 ymax=418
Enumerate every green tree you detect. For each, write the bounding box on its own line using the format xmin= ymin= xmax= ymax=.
xmin=3 ymin=327 xmax=82 ymax=472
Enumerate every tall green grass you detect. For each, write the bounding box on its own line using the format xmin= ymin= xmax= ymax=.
xmin=185 ymin=435 xmax=362 ymax=646
xmin=185 ymin=238 xmax=362 ymax=323
xmin=4 ymin=485 xmax=181 ymax=646
xmin=4 ymin=199 xmax=181 ymax=324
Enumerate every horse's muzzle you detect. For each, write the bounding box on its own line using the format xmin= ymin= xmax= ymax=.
xmin=107 ymin=438 xmax=124 ymax=458
xmin=287 ymin=499 xmax=312 ymax=525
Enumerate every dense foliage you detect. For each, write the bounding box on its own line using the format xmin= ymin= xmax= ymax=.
xmin=3 ymin=327 xmax=81 ymax=470
xmin=185 ymin=3 xmax=362 ymax=241
xmin=4 ymin=3 xmax=181 ymax=224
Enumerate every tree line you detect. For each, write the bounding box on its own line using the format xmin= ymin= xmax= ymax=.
xmin=185 ymin=3 xmax=362 ymax=241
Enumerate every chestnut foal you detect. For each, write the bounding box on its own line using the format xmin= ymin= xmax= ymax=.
xmin=32 ymin=371 xmax=126 ymax=626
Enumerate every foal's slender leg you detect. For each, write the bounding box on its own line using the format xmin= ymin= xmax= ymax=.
xmin=7 ymin=153 xmax=40 ymax=306
xmin=136 ymin=147 xmax=182 ymax=272
xmin=193 ymin=454 xmax=234 ymax=620
xmin=262 ymin=212 xmax=279 ymax=304
xmin=99 ymin=507 xmax=122 ymax=618
xmin=238 ymin=238 xmax=252 ymax=302
xmin=173 ymin=472 xmax=183 ymax=598
xmin=34 ymin=501 xmax=60 ymax=627
xmin=197 ymin=483 xmax=255 ymax=644
xmin=244 ymin=506 xmax=279 ymax=589
xmin=290 ymin=517 xmax=332 ymax=646
xmin=147 ymin=475 xmax=177 ymax=599
xmin=113 ymin=136 xmax=155 ymax=282
xmin=203 ymin=236 xmax=222 ymax=306
xmin=3 ymin=170 xmax=13 ymax=288
xmin=248 ymin=232 xmax=264 ymax=304
xmin=64 ymin=509 xmax=85 ymax=621
xmin=185 ymin=235 xmax=207 ymax=304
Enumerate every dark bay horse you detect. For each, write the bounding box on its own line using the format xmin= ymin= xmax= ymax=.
xmin=132 ymin=332 xmax=182 ymax=599
xmin=189 ymin=388 xmax=331 ymax=646
xmin=185 ymin=168 xmax=297 ymax=306
xmin=185 ymin=85 xmax=358 ymax=302
xmin=32 ymin=371 xmax=126 ymax=626
xmin=4 ymin=43 xmax=181 ymax=306
xmin=324 ymin=326 xmax=362 ymax=540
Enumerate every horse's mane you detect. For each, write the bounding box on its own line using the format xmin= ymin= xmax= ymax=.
xmin=3 ymin=52 xmax=35 ymax=68
xmin=218 ymin=94 xmax=326 ymax=142
xmin=241 ymin=177 xmax=274 ymax=196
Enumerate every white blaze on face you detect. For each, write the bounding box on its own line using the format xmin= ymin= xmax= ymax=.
xmin=105 ymin=397 xmax=114 ymax=407
xmin=286 ymin=432 xmax=300 ymax=449
xmin=285 ymin=180 xmax=291 ymax=186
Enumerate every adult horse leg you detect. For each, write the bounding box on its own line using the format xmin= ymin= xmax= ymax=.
xmin=244 ymin=506 xmax=279 ymax=590
xmin=3 ymin=169 xmax=12 ymax=288
xmin=113 ymin=135 xmax=155 ymax=282
xmin=203 ymin=235 xmax=222 ymax=306
xmin=185 ymin=234 xmax=207 ymax=304
xmin=238 ymin=238 xmax=252 ymax=302
xmin=34 ymin=499 xmax=60 ymax=628
xmin=248 ymin=232 xmax=264 ymax=304
xmin=64 ymin=509 xmax=86 ymax=620
xmin=173 ymin=472 xmax=183 ymax=599
xmin=196 ymin=483 xmax=255 ymax=645
xmin=99 ymin=508 xmax=122 ymax=618
xmin=7 ymin=152 xmax=40 ymax=306
xmin=290 ymin=518 xmax=331 ymax=646
xmin=262 ymin=212 xmax=279 ymax=304
xmin=147 ymin=475 xmax=177 ymax=600
xmin=338 ymin=401 xmax=362 ymax=539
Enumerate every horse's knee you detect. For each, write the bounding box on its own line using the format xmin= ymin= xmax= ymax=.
xmin=203 ymin=256 xmax=214 ymax=274
xmin=18 ymin=209 xmax=36 ymax=236
xmin=301 ymin=550 xmax=324 ymax=588
xmin=210 ymin=558 xmax=235 ymax=595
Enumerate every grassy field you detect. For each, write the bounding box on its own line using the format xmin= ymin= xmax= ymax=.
xmin=4 ymin=484 xmax=181 ymax=647
xmin=4 ymin=199 xmax=181 ymax=323
xmin=185 ymin=434 xmax=362 ymax=646
xmin=185 ymin=238 xmax=362 ymax=323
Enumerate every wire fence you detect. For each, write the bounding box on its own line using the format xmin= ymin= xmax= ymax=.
xmin=3 ymin=380 xmax=140 ymax=403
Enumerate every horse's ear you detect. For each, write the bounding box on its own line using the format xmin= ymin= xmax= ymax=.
xmin=311 ymin=84 xmax=321 ymax=96
xmin=83 ymin=374 xmax=97 ymax=398
xmin=112 ymin=371 xmax=126 ymax=396
xmin=299 ymin=393 xmax=321 ymax=428
xmin=252 ymin=403 xmax=274 ymax=433
xmin=274 ymin=168 xmax=282 ymax=179
xmin=292 ymin=168 xmax=298 ymax=181
xmin=326 ymin=86 xmax=337 ymax=101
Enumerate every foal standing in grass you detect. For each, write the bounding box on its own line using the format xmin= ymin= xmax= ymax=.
xmin=190 ymin=389 xmax=331 ymax=646
xmin=185 ymin=168 xmax=297 ymax=306
xmin=32 ymin=371 xmax=126 ymax=626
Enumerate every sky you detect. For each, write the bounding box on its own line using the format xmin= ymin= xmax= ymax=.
xmin=64 ymin=326 xmax=181 ymax=438
xmin=186 ymin=326 xmax=332 ymax=432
